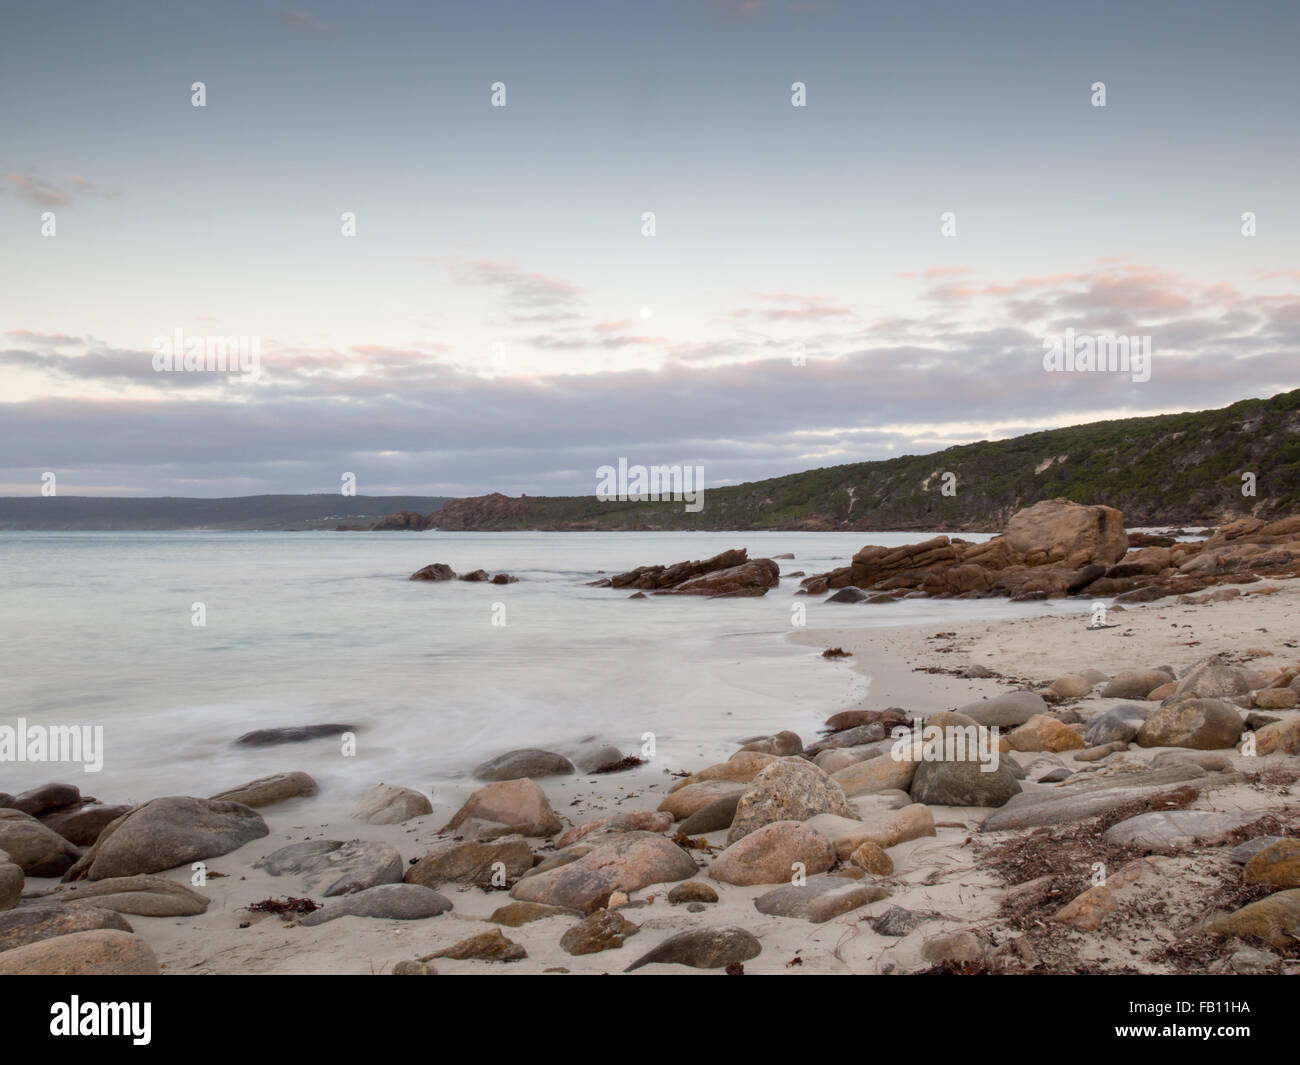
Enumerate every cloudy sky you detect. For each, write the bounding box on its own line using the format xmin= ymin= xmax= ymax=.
xmin=2 ymin=0 xmax=1298 ymax=497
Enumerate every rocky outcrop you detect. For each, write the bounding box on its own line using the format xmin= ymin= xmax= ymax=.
xmin=370 ymin=510 xmax=434 ymax=531
xmin=604 ymin=548 xmax=779 ymax=597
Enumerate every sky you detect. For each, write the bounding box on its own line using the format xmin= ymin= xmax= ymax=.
xmin=2 ymin=0 xmax=1299 ymax=497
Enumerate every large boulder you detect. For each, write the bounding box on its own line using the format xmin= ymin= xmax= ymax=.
xmin=300 ymin=884 xmax=452 ymax=926
xmin=405 ymin=838 xmax=533 ymax=888
xmin=1100 ymin=670 xmax=1174 ymax=700
xmin=710 ymin=821 xmax=836 ymax=885
xmin=0 ymin=906 xmax=132 ymax=954
xmin=0 ymin=857 xmax=23 ymax=910
xmin=472 ymin=749 xmax=575 ymax=781
xmin=1002 ymin=499 xmax=1128 ymax=568
xmin=655 ymin=558 xmax=780 ymax=597
xmin=7 ymin=783 xmax=81 ymax=817
xmin=726 ymin=759 xmax=854 ymax=844
xmin=1103 ymin=810 xmax=1266 ymax=853
xmin=954 ymin=691 xmax=1046 ymax=728
xmin=40 ymin=803 xmax=133 ymax=847
xmin=0 ymin=810 xmax=81 ymax=877
xmin=63 ymin=796 xmax=267 ymax=881
xmin=254 ymin=839 xmax=404 ymax=896
xmin=351 ymin=784 xmax=432 ymax=825
xmin=0 ymin=929 xmax=159 ymax=975
xmin=753 ymin=876 xmax=890 ymax=923
xmin=209 ymin=771 xmax=318 ymax=808
xmin=624 ymin=926 xmax=761 ymax=971
xmin=508 ymin=833 xmax=697 ymax=912
xmin=49 ymin=874 xmax=210 ymax=916
xmin=909 ymin=757 xmax=1022 ymax=807
xmin=1174 ymin=654 xmax=1252 ymax=699
xmin=804 ymin=806 xmax=935 ymax=859
xmin=1135 ymin=699 xmax=1244 ymax=750
xmin=443 ymin=778 xmax=562 ymax=837
xmin=1083 ymin=703 xmax=1151 ymax=746
xmin=658 ymin=780 xmax=751 ymax=821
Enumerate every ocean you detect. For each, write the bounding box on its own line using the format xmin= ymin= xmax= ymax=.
xmin=0 ymin=529 xmax=1094 ymax=813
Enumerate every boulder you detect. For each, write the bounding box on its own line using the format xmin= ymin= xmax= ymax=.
xmin=1255 ymin=717 xmax=1300 ymax=755
xmin=849 ymin=841 xmax=894 ymax=875
xmin=410 ymin=563 xmax=456 ymax=581
xmin=805 ymin=806 xmax=935 ymax=859
xmin=351 ymin=784 xmax=432 ymax=825
xmin=235 ymin=724 xmax=354 ymax=746
xmin=709 ymin=821 xmax=836 ymax=885
xmin=0 ymin=859 xmax=21 ymax=910
xmin=444 ymin=778 xmax=562 ymax=837
xmin=1243 ymin=840 xmax=1300 ymax=890
xmin=676 ymin=794 xmax=745 ymax=835
xmin=909 ymin=757 xmax=1022 ymax=808
xmin=472 ymin=748 xmax=575 ymax=781
xmin=1049 ymin=675 xmax=1094 ymax=698
xmin=726 ymin=759 xmax=853 ymax=843
xmin=1135 ymin=699 xmax=1244 ymax=750
xmin=63 ymin=796 xmax=267 ymax=882
xmin=667 ymin=880 xmax=718 ymax=905
xmin=624 ymin=926 xmax=761 ymax=971
xmin=1102 ymin=810 xmax=1265 ymax=854
xmin=8 ymin=783 xmax=81 ymax=817
xmin=1205 ymin=890 xmax=1300 ymax=948
xmin=1082 ymin=703 xmax=1151 ymax=746
xmin=658 ymin=780 xmax=750 ymax=821
xmin=254 ymin=839 xmax=404 ymax=896
xmin=0 ymin=906 xmax=132 ymax=954
xmin=555 ymin=812 xmax=672 ymax=849
xmin=559 ymin=909 xmax=640 ymax=955
xmin=0 ymin=811 xmax=81 ymax=877
xmin=1005 ymin=715 xmax=1085 ymax=753
xmin=982 ymin=765 xmax=1215 ymax=831
xmin=428 ymin=928 xmax=526 ymax=961
xmin=509 ymin=833 xmax=697 ymax=911
xmin=753 ymin=876 xmax=890 ymax=922
xmin=39 ymin=803 xmax=133 ymax=847
xmin=404 ymin=838 xmax=533 ymax=888
xmin=48 ymin=874 xmax=209 ymax=916
xmin=1002 ymin=499 xmax=1128 ymax=568
xmin=1100 ymin=670 xmax=1174 ymax=700
xmin=670 ymin=751 xmax=778 ymax=789
xmin=488 ymin=901 xmax=584 ymax=926
xmin=300 ymin=884 xmax=452 ymax=926
xmin=954 ymin=691 xmax=1047 ymax=728
xmin=831 ymin=756 xmax=917 ymax=797
xmin=655 ymin=558 xmax=780 ymax=597
xmin=0 ymin=929 xmax=159 ymax=975
xmin=209 ymin=771 xmax=318 ymax=808
xmin=1174 ymin=654 xmax=1251 ymax=699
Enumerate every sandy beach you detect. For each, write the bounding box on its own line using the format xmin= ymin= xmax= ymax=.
xmin=8 ymin=576 xmax=1297 ymax=976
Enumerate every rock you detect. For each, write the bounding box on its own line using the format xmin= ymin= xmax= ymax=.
xmin=710 ymin=821 xmax=836 ymax=885
xmin=824 ymin=708 xmax=908 ymax=732
xmin=909 ymin=757 xmax=1022 ymax=808
xmin=954 ymin=691 xmax=1047 ymax=728
xmin=1244 ymin=840 xmax=1300 ymax=890
xmin=804 ymin=723 xmax=886 ymax=756
xmin=815 ymin=746 xmax=883 ymax=775
xmin=1135 ymin=699 xmax=1244 ymax=750
xmin=255 ymin=839 xmax=404 ymax=896
xmin=1083 ymin=703 xmax=1152 ymax=745
xmin=572 ymin=742 xmax=626 ymax=773
xmin=49 ymin=874 xmax=210 ymax=916
xmin=1147 ymin=681 xmax=1178 ymax=701
xmin=624 ymin=926 xmax=761 ymax=971
xmin=826 ymin=586 xmax=870 ymax=603
xmin=1255 ymin=688 xmax=1299 ymax=709
xmin=676 ymin=794 xmax=745 ymax=835
xmin=849 ymin=842 xmax=894 ymax=875
xmin=559 ymin=909 xmax=640 ymax=955
xmin=832 ymin=756 xmax=917 ymax=796
xmin=738 ymin=730 xmax=804 ymax=756
xmin=392 ymin=960 xmax=435 ymax=975
xmin=1101 ymin=670 xmax=1174 ymax=700
xmin=556 ymin=812 xmax=673 ymax=849
xmin=0 ymin=860 xmax=21 ymax=910
xmin=405 ymin=838 xmax=533 ymax=888
xmin=209 ymin=771 xmax=318 ymax=808
xmin=1229 ymin=836 xmax=1287 ymax=865
xmin=1206 ymin=889 xmax=1300 ymax=948
xmin=351 ymin=783 xmax=432 ymax=825
xmin=1074 ymin=741 xmax=1129 ymax=761
xmin=409 ymin=563 xmax=456 ymax=581
xmin=921 ymin=930 xmax=989 ymax=966
xmin=1150 ymin=750 xmax=1232 ymax=771
xmin=871 ymin=906 xmax=930 ymax=937
xmin=472 ymin=748 xmax=575 ymax=781
xmin=982 ymin=765 xmax=1215 ymax=831
xmin=667 ymin=880 xmax=718 ymax=904
xmin=39 ymin=804 xmax=133 ymax=847
xmin=428 ymin=928 xmax=526 ymax=961
xmin=62 ymin=796 xmax=268 ymax=882
xmin=1037 ymin=767 xmax=1073 ymax=783
xmin=509 ymin=833 xmax=697 ymax=911
xmin=1255 ymin=717 xmax=1300 ymax=755
xmin=671 ymin=751 xmax=778 ymax=789
xmin=300 ymin=884 xmax=452 ymax=926
xmin=9 ymin=783 xmax=81 ymax=817
xmin=0 ymin=906 xmax=132 ymax=953
xmin=488 ymin=901 xmax=584 ymax=926
xmin=0 ymin=811 xmax=81 ymax=877
xmin=1102 ymin=810 xmax=1264 ymax=853
xmin=658 ymin=780 xmax=751 ymax=821
xmin=1005 ymin=715 xmax=1084 ymax=753
xmin=1002 ymin=499 xmax=1128 ymax=568
xmin=444 ymin=778 xmax=562 ymax=837
xmin=805 ymin=806 xmax=935 ymax=859
xmin=235 ymin=724 xmax=354 ymax=746
xmin=490 ymin=573 xmax=519 ymax=584
xmin=726 ymin=759 xmax=854 ymax=843
xmin=0 ymin=929 xmax=159 ymax=974
xmin=459 ymin=569 xmax=489 ymax=582
xmin=655 ymin=557 xmax=780 ymax=597
xmin=1049 ymin=675 xmax=1094 ymax=698
xmin=1174 ymin=654 xmax=1251 ymax=699
xmin=753 ymin=876 xmax=889 ymax=922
